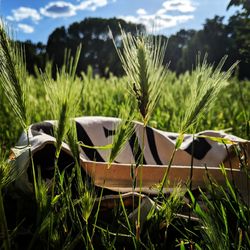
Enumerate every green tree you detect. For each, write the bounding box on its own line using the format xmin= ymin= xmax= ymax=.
xmin=227 ymin=13 xmax=250 ymax=78
xmin=227 ymin=0 xmax=250 ymax=14
xmin=227 ymin=0 xmax=250 ymax=78
xmin=46 ymin=26 xmax=68 ymax=77
xmin=46 ymin=17 xmax=145 ymax=77
xmin=164 ymin=29 xmax=196 ymax=74
xmin=19 ymin=40 xmax=46 ymax=75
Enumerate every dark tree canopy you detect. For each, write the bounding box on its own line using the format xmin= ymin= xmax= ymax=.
xmin=19 ymin=14 xmax=250 ymax=79
xmin=227 ymin=0 xmax=250 ymax=14
xmin=17 ymin=40 xmax=46 ymax=75
xmin=46 ymin=17 xmax=146 ymax=77
xmin=164 ymin=29 xmax=196 ymax=74
xmin=177 ymin=16 xmax=233 ymax=73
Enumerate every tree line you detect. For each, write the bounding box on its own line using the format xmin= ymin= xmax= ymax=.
xmin=20 ymin=0 xmax=250 ymax=79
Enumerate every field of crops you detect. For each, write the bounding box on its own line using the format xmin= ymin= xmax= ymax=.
xmin=1 ymin=63 xmax=250 ymax=147
xmin=0 ymin=25 xmax=250 ymax=249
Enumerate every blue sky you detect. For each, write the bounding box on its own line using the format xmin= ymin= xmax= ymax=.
xmin=0 ymin=0 xmax=238 ymax=43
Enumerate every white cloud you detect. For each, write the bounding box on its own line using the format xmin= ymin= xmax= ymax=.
xmin=18 ymin=23 xmax=34 ymax=33
xmin=76 ymin=0 xmax=108 ymax=11
xmin=7 ymin=7 xmax=41 ymax=23
xmin=120 ymin=0 xmax=196 ymax=32
xmin=40 ymin=1 xmax=76 ymax=18
xmin=121 ymin=14 xmax=193 ymax=32
xmin=136 ymin=8 xmax=147 ymax=15
xmin=162 ymin=0 xmax=196 ymax=13
xmin=156 ymin=8 xmax=167 ymax=15
xmin=40 ymin=0 xmax=109 ymax=18
xmin=88 ymin=0 xmax=108 ymax=10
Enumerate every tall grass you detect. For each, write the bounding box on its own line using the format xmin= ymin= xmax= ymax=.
xmin=0 ymin=21 xmax=31 ymax=250
xmin=108 ymin=103 xmax=135 ymax=167
xmin=180 ymin=54 xmax=238 ymax=134
xmin=188 ymin=165 xmax=250 ymax=249
xmin=42 ymin=46 xmax=90 ymax=247
xmin=0 ymin=149 xmax=22 ymax=250
xmin=0 ymin=22 xmax=29 ymax=131
xmin=112 ymin=29 xmax=169 ymax=239
xmin=43 ymin=46 xmax=83 ymax=159
xmin=159 ymin=54 xmax=238 ymax=194
xmin=113 ymin=29 xmax=168 ymax=125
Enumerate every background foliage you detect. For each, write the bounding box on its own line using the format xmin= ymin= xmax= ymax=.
xmin=18 ymin=1 xmax=250 ymax=79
